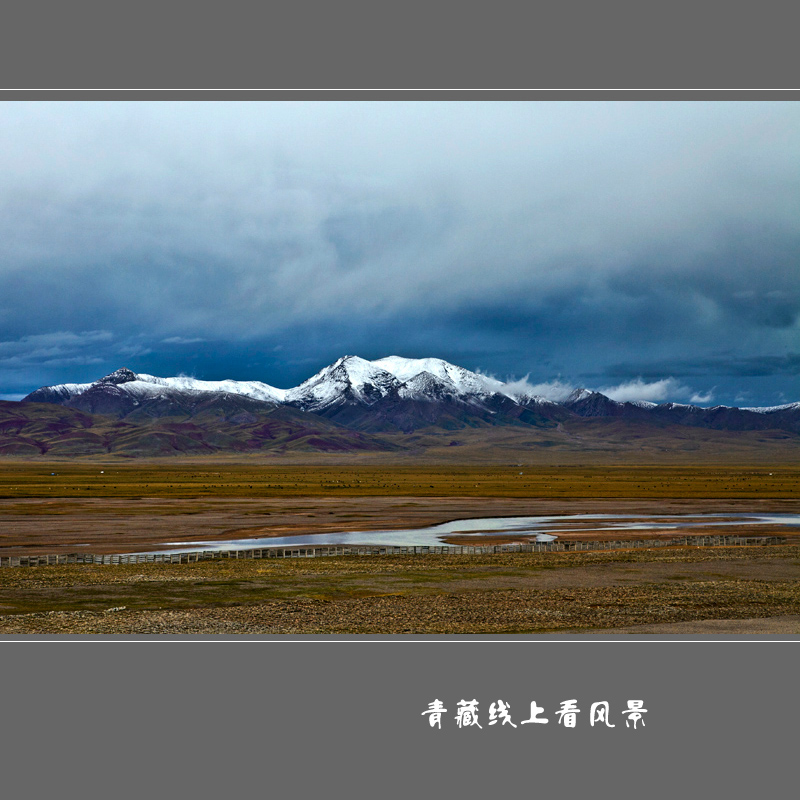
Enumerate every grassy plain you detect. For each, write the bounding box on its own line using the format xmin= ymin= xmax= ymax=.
xmin=1 ymin=460 xmax=799 ymax=633
xmin=1 ymin=461 xmax=799 ymax=500
xmin=0 ymin=546 xmax=799 ymax=634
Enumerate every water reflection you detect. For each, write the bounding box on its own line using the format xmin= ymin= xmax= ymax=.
xmin=149 ymin=512 xmax=800 ymax=554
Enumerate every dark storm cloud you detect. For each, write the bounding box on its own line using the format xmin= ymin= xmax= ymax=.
xmin=0 ymin=100 xmax=799 ymax=404
xmin=606 ymin=353 xmax=800 ymax=379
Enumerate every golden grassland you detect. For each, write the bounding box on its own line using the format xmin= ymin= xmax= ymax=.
xmin=0 ymin=546 xmax=799 ymax=633
xmin=1 ymin=461 xmax=799 ymax=500
xmin=1 ymin=460 xmax=799 ymax=633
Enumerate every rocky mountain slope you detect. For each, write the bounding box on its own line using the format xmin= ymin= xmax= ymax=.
xmin=17 ymin=355 xmax=800 ymax=445
xmin=0 ymin=398 xmax=393 ymax=457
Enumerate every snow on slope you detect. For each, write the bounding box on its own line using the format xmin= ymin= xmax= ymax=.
xmin=373 ymin=356 xmax=505 ymax=397
xmin=396 ymin=370 xmax=460 ymax=401
xmin=133 ymin=374 xmax=287 ymax=403
xmin=284 ymin=356 xmax=401 ymax=411
xmin=25 ymin=356 xmax=800 ymax=414
xmin=48 ymin=382 xmax=93 ymax=398
xmin=34 ymin=370 xmax=286 ymax=404
xmin=742 ymin=402 xmax=800 ymax=413
xmin=26 ymin=356 xmax=578 ymax=410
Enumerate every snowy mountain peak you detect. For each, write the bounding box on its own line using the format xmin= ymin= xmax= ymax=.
xmin=26 ymin=368 xmax=286 ymax=407
xmin=565 ymin=388 xmax=597 ymax=403
xmin=284 ymin=355 xmax=400 ymax=412
xmin=21 ymin=356 xmax=800 ymax=429
xmin=373 ymin=356 xmax=504 ymax=397
xmin=129 ymin=373 xmax=287 ymax=403
xmin=337 ymin=355 xmax=394 ymax=384
xmin=397 ymin=370 xmax=459 ymax=401
xmin=97 ymin=367 xmax=139 ymax=385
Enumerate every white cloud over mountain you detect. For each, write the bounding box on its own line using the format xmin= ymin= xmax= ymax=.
xmin=0 ymin=101 xmax=798 ymax=405
xmin=599 ymin=377 xmax=714 ymax=404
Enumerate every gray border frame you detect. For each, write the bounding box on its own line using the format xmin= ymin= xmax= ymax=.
xmin=1 ymin=13 xmax=798 ymax=794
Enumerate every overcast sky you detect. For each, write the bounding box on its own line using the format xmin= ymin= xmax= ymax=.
xmin=1 ymin=100 xmax=798 ymax=406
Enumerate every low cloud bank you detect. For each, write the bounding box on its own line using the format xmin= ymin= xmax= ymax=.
xmin=598 ymin=377 xmax=714 ymax=405
xmin=500 ymin=377 xmax=576 ymax=403
xmin=496 ymin=373 xmax=715 ymax=405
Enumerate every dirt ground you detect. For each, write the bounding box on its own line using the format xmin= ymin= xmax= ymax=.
xmin=2 ymin=462 xmax=799 ymax=635
xmin=1 ymin=545 xmax=799 ymax=634
xmin=2 ymin=496 xmax=800 ymax=556
xmin=584 ymin=616 xmax=800 ymax=634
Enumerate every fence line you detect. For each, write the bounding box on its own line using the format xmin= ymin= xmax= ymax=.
xmin=0 ymin=535 xmax=788 ymax=568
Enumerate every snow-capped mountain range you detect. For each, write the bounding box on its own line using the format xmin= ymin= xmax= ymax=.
xmin=26 ymin=356 xmax=521 ymax=412
xmin=21 ymin=355 xmax=800 ymax=434
xmin=283 ymin=355 xmax=515 ymax=412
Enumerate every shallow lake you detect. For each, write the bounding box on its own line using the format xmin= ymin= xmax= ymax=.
xmin=149 ymin=512 xmax=800 ymax=554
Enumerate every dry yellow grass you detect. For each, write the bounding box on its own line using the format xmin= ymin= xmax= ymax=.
xmin=2 ymin=460 xmax=798 ymax=634
xmin=1 ymin=546 xmax=799 ymax=633
xmin=1 ymin=461 xmax=799 ymax=500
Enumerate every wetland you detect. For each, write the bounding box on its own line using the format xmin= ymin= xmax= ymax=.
xmin=1 ymin=460 xmax=799 ymax=634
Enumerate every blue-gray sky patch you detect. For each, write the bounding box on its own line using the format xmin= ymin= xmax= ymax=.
xmin=1 ymin=100 xmax=798 ymax=406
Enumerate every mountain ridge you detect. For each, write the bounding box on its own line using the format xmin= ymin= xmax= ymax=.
xmin=19 ymin=354 xmax=800 ymax=437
